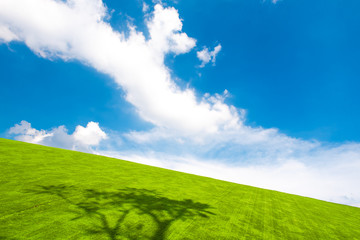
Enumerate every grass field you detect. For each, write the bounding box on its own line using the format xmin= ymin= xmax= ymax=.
xmin=1 ymin=138 xmax=360 ymax=239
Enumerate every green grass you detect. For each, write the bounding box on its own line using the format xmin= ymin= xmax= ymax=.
xmin=1 ymin=138 xmax=360 ymax=240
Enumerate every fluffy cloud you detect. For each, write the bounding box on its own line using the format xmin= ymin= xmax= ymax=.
xmin=8 ymin=120 xmax=107 ymax=152
xmin=73 ymin=122 xmax=107 ymax=147
xmin=0 ymin=0 xmax=238 ymax=137
xmin=8 ymin=120 xmax=53 ymax=144
xmin=147 ymin=4 xmax=196 ymax=55
xmin=1 ymin=1 xmax=360 ymax=206
xmin=197 ymin=44 xmax=222 ymax=67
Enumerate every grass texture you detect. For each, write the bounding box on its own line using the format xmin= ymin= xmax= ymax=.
xmin=1 ymin=138 xmax=360 ymax=239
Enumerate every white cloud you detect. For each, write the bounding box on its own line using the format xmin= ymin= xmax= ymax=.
xmin=197 ymin=44 xmax=222 ymax=67
xmin=97 ymin=149 xmax=360 ymax=207
xmin=8 ymin=121 xmax=107 ymax=152
xmin=0 ymin=24 xmax=18 ymax=42
xmin=1 ymin=1 xmax=360 ymax=207
xmin=73 ymin=122 xmax=107 ymax=147
xmin=197 ymin=49 xmax=211 ymax=66
xmin=0 ymin=1 xmax=237 ymax=138
xmin=9 ymin=120 xmax=53 ymax=144
xmin=147 ymin=4 xmax=196 ymax=55
xmin=142 ymin=2 xmax=149 ymax=13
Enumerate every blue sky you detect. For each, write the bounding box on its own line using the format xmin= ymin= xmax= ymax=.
xmin=1 ymin=0 xmax=360 ymax=206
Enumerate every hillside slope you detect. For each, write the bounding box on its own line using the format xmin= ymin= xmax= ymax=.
xmin=1 ymin=138 xmax=359 ymax=239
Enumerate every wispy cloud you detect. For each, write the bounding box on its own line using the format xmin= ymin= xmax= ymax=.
xmin=197 ymin=44 xmax=222 ymax=67
xmin=142 ymin=2 xmax=149 ymax=13
xmin=0 ymin=25 xmax=18 ymax=42
xmin=97 ymin=148 xmax=360 ymax=207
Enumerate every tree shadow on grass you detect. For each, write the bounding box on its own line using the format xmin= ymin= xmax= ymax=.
xmin=28 ymin=185 xmax=214 ymax=240
xmin=0 ymin=237 xmax=17 ymax=240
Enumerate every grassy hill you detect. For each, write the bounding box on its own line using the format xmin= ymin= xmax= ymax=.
xmin=1 ymin=138 xmax=359 ymax=240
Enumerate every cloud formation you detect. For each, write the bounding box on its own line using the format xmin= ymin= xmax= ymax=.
xmin=0 ymin=24 xmax=18 ymax=42
xmin=9 ymin=120 xmax=107 ymax=152
xmin=197 ymin=44 xmax=222 ymax=67
xmin=1 ymin=1 xmax=360 ymax=206
xmin=0 ymin=0 xmax=238 ymax=138
xmin=9 ymin=120 xmax=53 ymax=144
xmin=97 ymin=150 xmax=360 ymax=207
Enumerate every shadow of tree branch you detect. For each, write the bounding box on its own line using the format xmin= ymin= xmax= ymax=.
xmin=27 ymin=185 xmax=215 ymax=240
